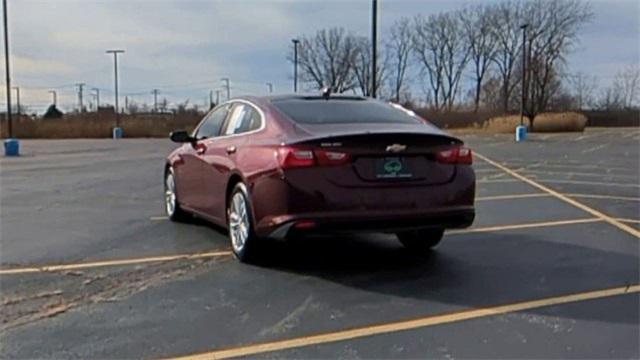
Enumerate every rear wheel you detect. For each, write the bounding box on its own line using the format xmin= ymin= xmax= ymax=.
xmin=165 ymin=167 xmax=189 ymax=221
xmin=228 ymin=183 xmax=261 ymax=262
xmin=396 ymin=228 xmax=444 ymax=252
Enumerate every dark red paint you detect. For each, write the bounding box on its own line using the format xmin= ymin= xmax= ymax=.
xmin=166 ymin=95 xmax=475 ymax=238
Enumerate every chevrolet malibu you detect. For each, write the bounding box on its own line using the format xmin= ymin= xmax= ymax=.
xmin=165 ymin=95 xmax=475 ymax=262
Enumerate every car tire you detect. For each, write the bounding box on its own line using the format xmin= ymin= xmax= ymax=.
xmin=164 ymin=167 xmax=189 ymax=222
xmin=396 ymin=228 xmax=445 ymax=252
xmin=227 ymin=183 xmax=261 ymax=262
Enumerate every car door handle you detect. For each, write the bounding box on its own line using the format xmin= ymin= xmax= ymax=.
xmin=226 ymin=146 xmax=237 ymax=154
xmin=196 ymin=145 xmax=206 ymax=155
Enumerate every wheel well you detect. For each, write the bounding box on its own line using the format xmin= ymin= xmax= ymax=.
xmin=225 ymin=174 xmax=243 ymax=210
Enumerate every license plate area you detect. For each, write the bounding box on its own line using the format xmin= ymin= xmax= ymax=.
xmin=375 ymin=157 xmax=413 ymax=179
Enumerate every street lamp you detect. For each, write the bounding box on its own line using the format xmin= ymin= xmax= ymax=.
xmin=106 ymin=49 xmax=124 ymax=138
xmin=49 ymin=90 xmax=57 ymax=106
xmin=291 ymin=39 xmax=300 ymax=93
xmin=371 ymin=0 xmax=378 ymax=98
xmin=519 ymin=24 xmax=528 ymax=128
xmin=3 ymin=0 xmax=13 ymax=140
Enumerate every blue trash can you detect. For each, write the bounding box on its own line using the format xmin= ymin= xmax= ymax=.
xmin=515 ymin=125 xmax=527 ymax=142
xmin=4 ymin=138 xmax=20 ymax=156
xmin=112 ymin=127 xmax=123 ymax=139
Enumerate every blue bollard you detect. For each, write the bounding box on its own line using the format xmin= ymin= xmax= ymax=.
xmin=4 ymin=138 xmax=20 ymax=156
xmin=515 ymin=125 xmax=527 ymax=142
xmin=112 ymin=127 xmax=123 ymax=139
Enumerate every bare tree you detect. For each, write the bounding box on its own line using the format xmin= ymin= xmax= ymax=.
xmin=523 ymin=0 xmax=593 ymax=125
xmin=488 ymin=0 xmax=523 ymax=113
xmin=351 ymin=36 xmax=388 ymax=97
xmin=413 ymin=12 xmax=469 ymax=111
xmin=386 ymin=17 xmax=413 ymax=102
xmin=615 ymin=64 xmax=640 ymax=109
xmin=597 ymin=65 xmax=640 ymax=110
xmin=289 ymin=28 xmax=359 ymax=93
xmin=568 ymin=72 xmax=597 ymax=110
xmin=461 ymin=4 xmax=497 ymax=112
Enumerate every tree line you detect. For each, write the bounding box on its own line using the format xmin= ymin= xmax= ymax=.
xmin=289 ymin=0 xmax=639 ymax=128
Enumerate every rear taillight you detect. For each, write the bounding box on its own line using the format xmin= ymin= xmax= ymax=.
xmin=315 ymin=150 xmax=351 ymax=166
xmin=277 ymin=147 xmax=351 ymax=169
xmin=436 ymin=146 xmax=473 ymax=164
xmin=277 ymin=147 xmax=315 ymax=169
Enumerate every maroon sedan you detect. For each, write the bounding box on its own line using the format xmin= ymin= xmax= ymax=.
xmin=165 ymin=95 xmax=475 ymax=262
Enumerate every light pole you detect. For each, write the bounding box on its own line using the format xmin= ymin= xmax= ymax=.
xmin=151 ymin=89 xmax=159 ymax=112
xmin=221 ymin=78 xmax=230 ymax=100
xmin=3 ymin=0 xmax=13 ymax=139
xmin=76 ymin=83 xmax=85 ymax=112
xmin=266 ymin=82 xmax=273 ymax=94
xmin=520 ymin=24 xmax=528 ymax=128
xmin=49 ymin=90 xmax=57 ymax=106
xmin=291 ymin=39 xmax=299 ymax=93
xmin=92 ymin=88 xmax=100 ymax=110
xmin=106 ymin=49 xmax=125 ymax=134
xmin=12 ymin=86 xmax=19 ymax=115
xmin=371 ymin=0 xmax=378 ymax=98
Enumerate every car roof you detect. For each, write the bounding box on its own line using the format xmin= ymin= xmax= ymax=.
xmin=235 ymin=94 xmax=370 ymax=104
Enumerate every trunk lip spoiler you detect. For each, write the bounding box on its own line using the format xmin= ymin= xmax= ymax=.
xmin=284 ymin=131 xmax=463 ymax=147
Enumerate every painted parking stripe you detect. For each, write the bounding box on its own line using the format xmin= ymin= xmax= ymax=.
xmin=475 ymin=193 xmax=640 ymax=202
xmin=617 ymin=218 xmax=640 ymax=224
xmin=0 ymin=218 xmax=604 ymax=276
xmin=150 ymin=216 xmax=169 ymax=221
xmin=478 ymin=178 xmax=640 ymax=188
xmin=518 ymin=169 xmax=639 ymax=180
xmin=476 ymin=193 xmax=550 ymax=201
xmin=568 ymin=193 xmax=640 ymax=202
xmin=475 ymin=153 xmax=640 ymax=239
xmin=447 ymin=218 xmax=601 ymax=235
xmin=167 ymin=284 xmax=640 ymax=360
xmin=0 ymin=251 xmax=233 ymax=275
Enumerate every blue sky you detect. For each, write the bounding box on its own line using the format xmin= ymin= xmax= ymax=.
xmin=1 ymin=0 xmax=638 ymax=113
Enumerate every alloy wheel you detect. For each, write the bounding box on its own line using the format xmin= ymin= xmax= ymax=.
xmin=229 ymin=192 xmax=250 ymax=253
xmin=165 ymin=172 xmax=176 ymax=217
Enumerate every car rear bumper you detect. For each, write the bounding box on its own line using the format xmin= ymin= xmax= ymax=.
xmin=261 ymin=207 xmax=475 ymax=239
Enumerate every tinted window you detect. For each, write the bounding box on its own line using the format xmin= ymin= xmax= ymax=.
xmin=195 ymin=105 xmax=230 ymax=139
xmin=271 ymin=99 xmax=422 ymax=125
xmin=222 ymin=103 xmax=262 ymax=135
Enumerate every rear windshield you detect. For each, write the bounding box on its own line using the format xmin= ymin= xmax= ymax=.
xmin=271 ymin=99 xmax=423 ymax=125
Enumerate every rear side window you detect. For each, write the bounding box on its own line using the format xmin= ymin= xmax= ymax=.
xmin=195 ymin=104 xmax=230 ymax=139
xmin=223 ymin=103 xmax=262 ymax=135
xmin=271 ymin=99 xmax=422 ymax=125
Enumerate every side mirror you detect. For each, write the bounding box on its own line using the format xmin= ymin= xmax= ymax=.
xmin=170 ymin=130 xmax=193 ymax=144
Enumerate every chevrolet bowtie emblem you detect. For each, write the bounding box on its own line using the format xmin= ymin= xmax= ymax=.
xmin=386 ymin=144 xmax=407 ymax=153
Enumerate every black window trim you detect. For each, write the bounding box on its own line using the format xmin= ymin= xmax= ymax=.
xmin=192 ymin=99 xmax=266 ymax=140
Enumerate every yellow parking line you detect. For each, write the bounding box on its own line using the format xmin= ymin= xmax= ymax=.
xmin=567 ymin=193 xmax=640 ymax=202
xmin=477 ymin=179 xmax=520 ymax=184
xmin=475 ymin=153 xmax=640 ymax=239
xmin=2 ymin=218 xmax=605 ymax=276
xmin=476 ymin=193 xmax=550 ymax=201
xmin=167 ymin=284 xmax=640 ymax=360
xmin=0 ymin=251 xmax=233 ymax=275
xmin=540 ymin=179 xmax=640 ymax=188
xmin=616 ymin=218 xmax=640 ymax=224
xmin=447 ymin=218 xmax=602 ymax=235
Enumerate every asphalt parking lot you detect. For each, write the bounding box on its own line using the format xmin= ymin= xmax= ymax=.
xmin=1 ymin=127 xmax=638 ymax=359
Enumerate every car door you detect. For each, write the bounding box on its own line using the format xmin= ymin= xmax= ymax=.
xmin=200 ymin=102 xmax=263 ymax=223
xmin=186 ymin=104 xmax=232 ymax=215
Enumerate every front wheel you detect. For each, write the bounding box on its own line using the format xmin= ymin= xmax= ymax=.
xmin=165 ymin=167 xmax=189 ymax=222
xmin=396 ymin=228 xmax=445 ymax=252
xmin=227 ymin=183 xmax=261 ymax=262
